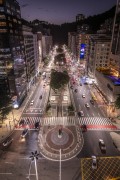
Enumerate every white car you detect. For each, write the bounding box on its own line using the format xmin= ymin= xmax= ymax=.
xmin=99 ymin=139 xmax=106 ymax=152
xmin=92 ymin=156 xmax=97 ymax=169
xmin=30 ymin=100 xmax=34 ymax=106
xmin=82 ymin=94 xmax=85 ymax=98
xmin=85 ymin=103 xmax=90 ymax=108
xmin=80 ymin=111 xmax=84 ymax=117
xmin=21 ymin=129 xmax=28 ymax=138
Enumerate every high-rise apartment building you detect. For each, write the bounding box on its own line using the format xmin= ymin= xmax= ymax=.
xmin=76 ymin=14 xmax=85 ymax=22
xmin=22 ymin=24 xmax=36 ymax=90
xmin=42 ymin=35 xmax=53 ymax=59
xmin=76 ymin=33 xmax=89 ymax=64
xmin=0 ymin=0 xmax=27 ymax=108
xmin=110 ymin=0 xmax=120 ymax=76
xmin=68 ymin=32 xmax=77 ymax=59
xmin=88 ymin=34 xmax=111 ymax=78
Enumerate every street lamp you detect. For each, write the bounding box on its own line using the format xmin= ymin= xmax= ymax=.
xmin=27 ymin=151 xmax=39 ymax=180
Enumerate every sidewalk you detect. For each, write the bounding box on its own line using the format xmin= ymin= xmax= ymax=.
xmin=0 ymin=79 xmax=40 ymax=143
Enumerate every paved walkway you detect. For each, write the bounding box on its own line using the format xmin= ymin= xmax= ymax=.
xmin=0 ymin=81 xmax=39 ymax=143
xmin=38 ymin=124 xmax=84 ymax=161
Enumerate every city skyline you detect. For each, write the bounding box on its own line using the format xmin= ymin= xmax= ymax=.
xmin=18 ymin=0 xmax=116 ymax=24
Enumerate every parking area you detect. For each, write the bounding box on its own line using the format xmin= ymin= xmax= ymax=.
xmin=81 ymin=156 xmax=120 ymax=180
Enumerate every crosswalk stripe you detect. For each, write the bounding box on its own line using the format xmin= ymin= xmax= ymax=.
xmin=16 ymin=116 xmax=117 ymax=130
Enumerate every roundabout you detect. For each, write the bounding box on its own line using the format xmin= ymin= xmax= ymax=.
xmin=38 ymin=122 xmax=84 ymax=161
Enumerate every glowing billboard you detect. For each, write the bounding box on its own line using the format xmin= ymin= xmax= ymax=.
xmin=80 ymin=44 xmax=86 ymax=59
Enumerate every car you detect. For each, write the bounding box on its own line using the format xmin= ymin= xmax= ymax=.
xmin=85 ymin=103 xmax=90 ymax=108
xmin=92 ymin=156 xmax=97 ymax=169
xmin=30 ymin=100 xmax=34 ymax=106
xmin=90 ymin=99 xmax=94 ymax=104
xmin=3 ymin=138 xmax=13 ymax=147
xmin=70 ymin=86 xmax=73 ymax=89
xmin=78 ymin=111 xmax=84 ymax=117
xmin=82 ymin=94 xmax=85 ymax=98
xmin=39 ymin=95 xmax=42 ymax=99
xmin=21 ymin=129 xmax=28 ymax=138
xmin=74 ymin=89 xmax=78 ymax=93
xmin=81 ymin=124 xmax=87 ymax=132
xmin=99 ymin=139 xmax=106 ymax=152
xmin=35 ymin=122 xmax=40 ymax=129
xmin=19 ymin=119 xmax=25 ymax=127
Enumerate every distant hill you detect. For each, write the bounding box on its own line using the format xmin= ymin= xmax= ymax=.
xmin=49 ymin=6 xmax=116 ymax=45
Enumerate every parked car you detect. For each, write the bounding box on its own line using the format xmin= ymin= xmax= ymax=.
xmin=99 ymin=139 xmax=106 ymax=152
xmin=82 ymin=94 xmax=85 ymax=98
xmin=3 ymin=138 xmax=13 ymax=147
xmin=30 ymin=100 xmax=34 ymax=106
xmin=85 ymin=103 xmax=90 ymax=108
xmin=21 ymin=129 xmax=28 ymax=138
xmin=92 ymin=156 xmax=97 ymax=169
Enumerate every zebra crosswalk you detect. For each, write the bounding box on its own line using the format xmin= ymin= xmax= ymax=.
xmin=78 ymin=117 xmax=112 ymax=126
xmin=15 ymin=116 xmax=117 ymax=130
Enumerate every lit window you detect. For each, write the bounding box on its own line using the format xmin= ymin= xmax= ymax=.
xmin=0 ymin=7 xmax=4 ymax=12
xmin=0 ymin=0 xmax=3 ymax=4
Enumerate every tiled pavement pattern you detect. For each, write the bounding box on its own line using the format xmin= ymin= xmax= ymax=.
xmin=81 ymin=156 xmax=120 ymax=180
xmin=15 ymin=117 xmax=117 ymax=130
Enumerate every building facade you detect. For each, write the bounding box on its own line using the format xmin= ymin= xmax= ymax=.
xmin=42 ymin=35 xmax=52 ymax=59
xmin=88 ymin=34 xmax=111 ymax=78
xmin=76 ymin=33 xmax=89 ymax=65
xmin=110 ymin=0 xmax=120 ymax=77
xmin=0 ymin=0 xmax=27 ymax=108
xmin=76 ymin=14 xmax=85 ymax=22
xmin=68 ymin=32 xmax=77 ymax=59
xmin=22 ymin=25 xmax=36 ymax=90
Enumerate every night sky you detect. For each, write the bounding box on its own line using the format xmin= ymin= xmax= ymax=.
xmin=18 ymin=0 xmax=116 ymax=25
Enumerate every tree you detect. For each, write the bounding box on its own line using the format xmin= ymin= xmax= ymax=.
xmin=115 ymin=95 xmax=120 ymax=109
xmin=0 ymin=94 xmax=12 ymax=123
xmin=50 ymin=70 xmax=70 ymax=90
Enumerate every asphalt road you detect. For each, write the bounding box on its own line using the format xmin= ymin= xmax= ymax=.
xmin=0 ymin=49 xmax=120 ymax=180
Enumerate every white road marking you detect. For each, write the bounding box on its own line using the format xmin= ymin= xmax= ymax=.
xmin=29 ymin=108 xmax=42 ymax=109
xmin=98 ymin=113 xmax=100 ymax=117
xmin=92 ymin=113 xmax=95 ymax=116
xmin=20 ymin=157 xmax=45 ymax=160
xmin=79 ymin=105 xmax=81 ymax=109
xmin=5 ymin=162 xmax=14 ymax=165
xmin=0 ymin=173 xmax=12 ymax=175
xmin=23 ymin=113 xmax=42 ymax=115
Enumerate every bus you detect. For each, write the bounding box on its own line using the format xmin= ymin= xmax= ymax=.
xmin=90 ymin=91 xmax=97 ymax=101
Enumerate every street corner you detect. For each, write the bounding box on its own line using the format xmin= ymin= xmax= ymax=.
xmin=81 ymin=156 xmax=120 ymax=180
xmin=38 ymin=125 xmax=84 ymax=161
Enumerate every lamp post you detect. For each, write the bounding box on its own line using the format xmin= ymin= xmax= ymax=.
xmin=59 ymin=149 xmax=61 ymax=180
xmin=28 ymin=151 xmax=39 ymax=180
